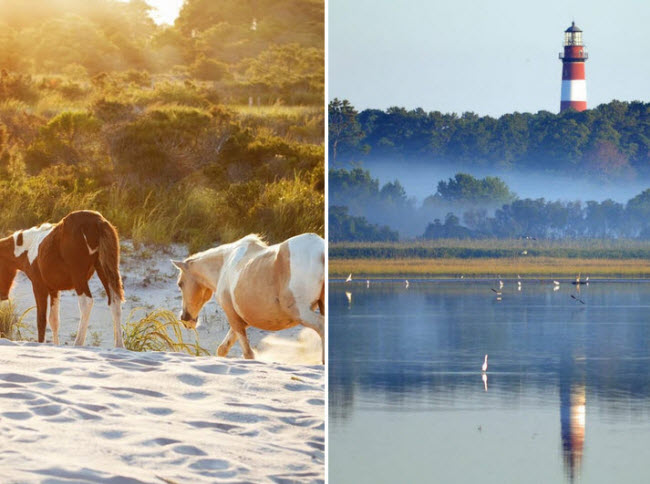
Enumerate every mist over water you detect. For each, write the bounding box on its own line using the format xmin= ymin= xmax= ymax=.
xmin=358 ymin=158 xmax=650 ymax=204
xmin=332 ymin=158 xmax=650 ymax=238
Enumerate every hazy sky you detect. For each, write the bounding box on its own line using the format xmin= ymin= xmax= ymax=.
xmin=117 ymin=0 xmax=184 ymax=25
xmin=329 ymin=0 xmax=650 ymax=116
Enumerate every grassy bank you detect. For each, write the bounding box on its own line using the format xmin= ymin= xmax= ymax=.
xmin=329 ymin=257 xmax=650 ymax=279
xmin=329 ymin=239 xmax=650 ymax=260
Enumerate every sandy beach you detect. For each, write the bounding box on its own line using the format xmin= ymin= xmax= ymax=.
xmin=1 ymin=242 xmax=324 ymax=482
xmin=0 ymin=340 xmax=324 ymax=483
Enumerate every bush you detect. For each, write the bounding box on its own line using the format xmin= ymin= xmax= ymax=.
xmin=190 ymin=56 xmax=230 ymax=81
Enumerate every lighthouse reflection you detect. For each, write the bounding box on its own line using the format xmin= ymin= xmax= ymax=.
xmin=560 ymin=353 xmax=586 ymax=482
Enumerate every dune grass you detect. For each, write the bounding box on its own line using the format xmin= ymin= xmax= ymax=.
xmin=122 ymin=308 xmax=209 ymax=355
xmin=329 ymin=257 xmax=650 ymax=278
xmin=0 ymin=301 xmax=34 ymax=340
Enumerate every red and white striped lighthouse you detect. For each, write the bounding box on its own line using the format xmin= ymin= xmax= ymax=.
xmin=559 ymin=22 xmax=588 ymax=112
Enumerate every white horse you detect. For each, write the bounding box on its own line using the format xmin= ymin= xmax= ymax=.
xmin=172 ymin=233 xmax=325 ymax=363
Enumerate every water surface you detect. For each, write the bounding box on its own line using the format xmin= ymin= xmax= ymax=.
xmin=329 ymin=280 xmax=650 ymax=483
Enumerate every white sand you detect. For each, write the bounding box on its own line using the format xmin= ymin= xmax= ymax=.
xmin=9 ymin=241 xmax=322 ymax=364
xmin=0 ymin=340 xmax=324 ymax=483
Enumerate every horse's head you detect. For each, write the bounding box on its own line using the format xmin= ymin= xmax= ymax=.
xmin=171 ymin=259 xmax=214 ymax=329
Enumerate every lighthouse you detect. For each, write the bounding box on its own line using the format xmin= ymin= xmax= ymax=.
xmin=559 ymin=22 xmax=588 ymax=112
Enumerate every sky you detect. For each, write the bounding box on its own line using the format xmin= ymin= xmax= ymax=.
xmin=118 ymin=0 xmax=184 ymax=25
xmin=328 ymin=0 xmax=650 ymax=117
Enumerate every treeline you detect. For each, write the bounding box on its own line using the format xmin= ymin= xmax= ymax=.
xmin=330 ymin=168 xmax=650 ymax=241
xmin=0 ymin=0 xmax=323 ymax=104
xmin=329 ymin=99 xmax=650 ymax=177
xmin=0 ymin=0 xmax=324 ymax=250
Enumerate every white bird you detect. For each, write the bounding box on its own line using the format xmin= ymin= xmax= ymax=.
xmin=517 ymin=281 xmax=522 ymax=291
xmin=585 ymin=276 xmax=589 ymax=282
xmin=521 ymin=250 xmax=528 ymax=255
xmin=499 ymin=280 xmax=504 ymax=289
xmin=517 ymin=274 xmax=521 ymax=280
xmin=366 ymin=279 xmax=370 ymax=288
xmin=553 ymin=280 xmax=560 ymax=286
xmin=553 ymin=285 xmax=560 ymax=292
xmin=405 ymin=280 xmax=409 ymax=288
xmin=345 ymin=273 xmax=352 ymax=283
xmin=482 ymin=354 xmax=488 ymax=372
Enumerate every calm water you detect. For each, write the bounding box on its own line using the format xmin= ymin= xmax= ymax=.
xmin=329 ymin=280 xmax=650 ymax=484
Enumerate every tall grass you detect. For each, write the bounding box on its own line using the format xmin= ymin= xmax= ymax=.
xmin=0 ymin=301 xmax=34 ymax=341
xmin=122 ymin=308 xmax=209 ymax=355
xmin=329 ymin=257 xmax=650 ymax=278
xmin=231 ymin=105 xmax=323 ymax=143
xmin=330 ymin=239 xmax=650 ymax=260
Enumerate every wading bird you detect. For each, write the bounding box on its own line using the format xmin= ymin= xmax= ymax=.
xmin=482 ymin=354 xmax=488 ymax=372
xmin=345 ymin=273 xmax=352 ymax=283
xmin=405 ymin=280 xmax=409 ymax=288
xmin=571 ymin=294 xmax=585 ymax=304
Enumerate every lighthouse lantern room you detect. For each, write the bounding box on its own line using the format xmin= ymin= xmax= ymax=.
xmin=559 ymin=22 xmax=588 ymax=112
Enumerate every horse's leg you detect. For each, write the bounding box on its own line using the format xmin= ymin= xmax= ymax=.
xmin=234 ymin=326 xmax=255 ymax=360
xmin=298 ymin=308 xmax=325 ymax=364
xmin=33 ymin=285 xmax=48 ymax=343
xmin=220 ymin=298 xmax=255 ymax=359
xmin=217 ymin=329 xmax=237 ymax=357
xmin=95 ymin=264 xmax=124 ymax=348
xmin=73 ymin=280 xmax=93 ymax=347
xmin=48 ymin=291 xmax=60 ymax=345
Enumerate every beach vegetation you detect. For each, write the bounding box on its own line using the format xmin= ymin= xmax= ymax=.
xmin=123 ymin=308 xmax=209 ymax=356
xmin=0 ymin=0 xmax=324 ymax=249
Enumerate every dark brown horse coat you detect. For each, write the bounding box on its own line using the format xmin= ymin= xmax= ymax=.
xmin=0 ymin=210 xmax=125 ymax=346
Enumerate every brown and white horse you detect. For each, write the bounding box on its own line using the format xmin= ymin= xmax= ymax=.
xmin=172 ymin=233 xmax=325 ymax=363
xmin=0 ymin=210 xmax=125 ymax=347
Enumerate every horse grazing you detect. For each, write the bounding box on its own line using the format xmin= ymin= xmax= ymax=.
xmin=0 ymin=210 xmax=125 ymax=347
xmin=172 ymin=233 xmax=325 ymax=363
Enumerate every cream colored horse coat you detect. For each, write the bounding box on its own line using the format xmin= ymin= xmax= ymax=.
xmin=173 ymin=233 xmax=325 ymax=362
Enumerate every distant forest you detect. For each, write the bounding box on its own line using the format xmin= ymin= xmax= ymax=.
xmin=329 ymin=99 xmax=650 ymax=178
xmin=329 ymin=169 xmax=650 ymax=242
xmin=0 ymin=0 xmax=324 ymax=250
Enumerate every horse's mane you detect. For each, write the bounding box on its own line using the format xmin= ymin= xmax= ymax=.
xmin=187 ymin=233 xmax=268 ymax=262
xmin=239 ymin=233 xmax=267 ymax=246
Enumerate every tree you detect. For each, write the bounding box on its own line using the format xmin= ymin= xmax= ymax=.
xmin=328 ymin=99 xmax=364 ymax=162
xmin=436 ymin=173 xmax=516 ymax=205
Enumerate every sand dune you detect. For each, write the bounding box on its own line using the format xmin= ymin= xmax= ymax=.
xmin=0 ymin=340 xmax=324 ymax=483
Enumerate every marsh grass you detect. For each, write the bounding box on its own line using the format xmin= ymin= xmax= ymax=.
xmin=330 ymin=239 xmax=650 ymax=261
xmin=0 ymin=301 xmax=34 ymax=341
xmin=123 ymin=308 xmax=209 ymax=355
xmin=330 ymin=257 xmax=650 ymax=278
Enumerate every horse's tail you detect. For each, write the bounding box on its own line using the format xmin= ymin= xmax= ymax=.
xmin=98 ymin=220 xmax=124 ymax=304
